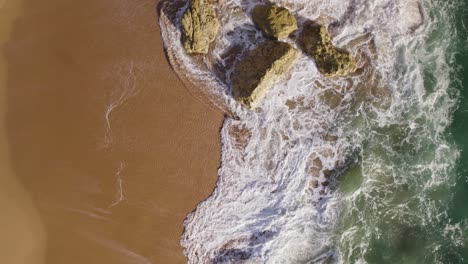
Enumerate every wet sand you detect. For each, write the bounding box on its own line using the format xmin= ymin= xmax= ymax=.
xmin=1 ymin=0 xmax=223 ymax=263
xmin=0 ymin=0 xmax=46 ymax=263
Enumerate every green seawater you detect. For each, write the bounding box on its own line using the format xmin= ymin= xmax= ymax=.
xmin=448 ymin=0 xmax=468 ymax=261
xmin=334 ymin=0 xmax=468 ymax=263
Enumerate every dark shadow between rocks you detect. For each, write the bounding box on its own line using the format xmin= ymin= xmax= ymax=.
xmin=157 ymin=0 xmax=186 ymax=29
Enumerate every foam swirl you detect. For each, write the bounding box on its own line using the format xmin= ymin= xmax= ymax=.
xmin=159 ymin=0 xmax=462 ymax=262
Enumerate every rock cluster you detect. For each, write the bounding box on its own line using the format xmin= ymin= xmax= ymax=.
xmin=229 ymin=4 xmax=299 ymax=108
xmin=251 ymin=4 xmax=297 ymax=39
xmin=181 ymin=0 xmax=220 ymax=54
xmin=231 ymin=41 xmax=298 ymax=108
xmin=179 ymin=1 xmax=357 ymax=107
xmin=298 ymin=22 xmax=356 ymax=76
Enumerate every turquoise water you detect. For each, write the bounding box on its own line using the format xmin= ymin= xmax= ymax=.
xmin=335 ymin=0 xmax=468 ymax=263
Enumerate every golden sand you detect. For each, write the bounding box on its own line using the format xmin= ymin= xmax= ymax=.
xmin=1 ymin=0 xmax=223 ymax=263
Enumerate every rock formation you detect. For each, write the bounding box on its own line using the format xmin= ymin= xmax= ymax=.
xmin=181 ymin=0 xmax=220 ymax=54
xmin=298 ymin=22 xmax=356 ymax=76
xmin=251 ymin=4 xmax=297 ymax=39
xmin=231 ymin=41 xmax=298 ymax=108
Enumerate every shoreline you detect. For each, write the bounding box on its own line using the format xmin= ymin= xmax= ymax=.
xmin=2 ymin=0 xmax=223 ymax=263
xmin=158 ymin=0 xmax=235 ymax=118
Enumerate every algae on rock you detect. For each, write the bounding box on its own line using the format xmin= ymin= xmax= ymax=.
xmin=251 ymin=4 xmax=297 ymax=39
xmin=181 ymin=0 xmax=220 ymax=54
xmin=298 ymin=22 xmax=356 ymax=76
xmin=231 ymin=41 xmax=298 ymax=108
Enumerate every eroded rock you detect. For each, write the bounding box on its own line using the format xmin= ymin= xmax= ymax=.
xmin=181 ymin=0 xmax=220 ymax=54
xmin=231 ymin=41 xmax=298 ymax=108
xmin=298 ymin=21 xmax=356 ymax=76
xmin=251 ymin=4 xmax=297 ymax=39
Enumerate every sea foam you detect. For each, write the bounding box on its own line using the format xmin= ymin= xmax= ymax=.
xmin=159 ymin=0 xmax=461 ymax=262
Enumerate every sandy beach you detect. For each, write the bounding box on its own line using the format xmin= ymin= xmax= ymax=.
xmin=1 ymin=0 xmax=223 ymax=263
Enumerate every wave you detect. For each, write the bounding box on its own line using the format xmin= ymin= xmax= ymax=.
xmin=159 ymin=0 xmax=463 ymax=262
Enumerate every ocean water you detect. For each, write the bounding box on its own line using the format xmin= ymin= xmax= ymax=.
xmin=159 ymin=0 xmax=468 ymax=263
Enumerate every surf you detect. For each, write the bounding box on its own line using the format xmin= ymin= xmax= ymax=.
xmin=159 ymin=0 xmax=464 ymax=262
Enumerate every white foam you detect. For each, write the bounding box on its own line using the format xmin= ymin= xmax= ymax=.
xmin=159 ymin=0 xmax=461 ymax=262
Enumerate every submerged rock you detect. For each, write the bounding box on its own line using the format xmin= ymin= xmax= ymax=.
xmin=231 ymin=41 xmax=298 ymax=108
xmin=251 ymin=4 xmax=297 ymax=39
xmin=298 ymin=22 xmax=356 ymax=76
xmin=181 ymin=0 xmax=220 ymax=54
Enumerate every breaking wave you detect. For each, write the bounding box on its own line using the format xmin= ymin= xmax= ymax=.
xmin=159 ymin=0 xmax=464 ymax=262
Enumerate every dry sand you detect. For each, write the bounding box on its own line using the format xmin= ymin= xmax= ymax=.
xmin=1 ymin=0 xmax=223 ymax=263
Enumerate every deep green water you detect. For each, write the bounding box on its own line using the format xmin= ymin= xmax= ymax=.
xmin=448 ymin=0 xmax=468 ymax=261
xmin=334 ymin=0 xmax=468 ymax=263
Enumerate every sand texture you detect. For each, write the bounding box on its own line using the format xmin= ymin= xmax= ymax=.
xmin=1 ymin=0 xmax=223 ymax=263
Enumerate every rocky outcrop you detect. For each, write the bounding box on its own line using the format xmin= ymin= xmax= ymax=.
xmin=181 ymin=0 xmax=220 ymax=54
xmin=231 ymin=41 xmax=298 ymax=108
xmin=298 ymin=22 xmax=356 ymax=76
xmin=251 ymin=4 xmax=297 ymax=39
